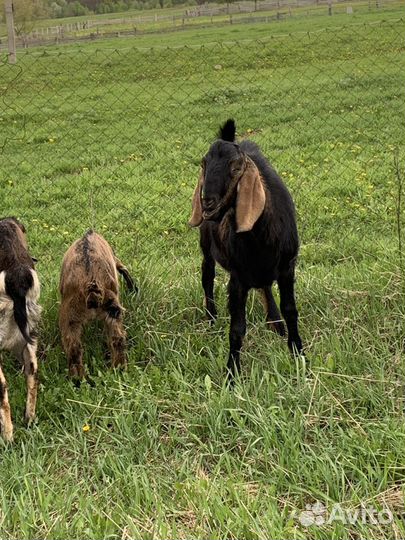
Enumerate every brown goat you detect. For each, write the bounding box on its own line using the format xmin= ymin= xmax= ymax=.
xmin=0 ymin=217 xmax=41 ymax=442
xmin=59 ymin=230 xmax=135 ymax=380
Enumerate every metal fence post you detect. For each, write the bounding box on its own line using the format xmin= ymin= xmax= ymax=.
xmin=4 ymin=0 xmax=17 ymax=64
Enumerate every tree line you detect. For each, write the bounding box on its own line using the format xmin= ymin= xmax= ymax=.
xmin=0 ymin=0 xmax=222 ymax=23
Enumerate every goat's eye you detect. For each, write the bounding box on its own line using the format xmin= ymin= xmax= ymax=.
xmin=230 ymin=156 xmax=244 ymax=176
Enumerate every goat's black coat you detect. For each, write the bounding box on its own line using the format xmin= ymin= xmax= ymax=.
xmin=192 ymin=120 xmax=303 ymax=378
xmin=202 ymin=138 xmax=299 ymax=287
xmin=0 ymin=217 xmax=35 ymax=344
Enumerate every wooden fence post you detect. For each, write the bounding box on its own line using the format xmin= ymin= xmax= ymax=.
xmin=4 ymin=0 xmax=16 ymax=64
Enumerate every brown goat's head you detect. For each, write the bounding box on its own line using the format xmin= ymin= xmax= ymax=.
xmin=189 ymin=121 xmax=266 ymax=233
xmin=0 ymin=216 xmax=29 ymax=249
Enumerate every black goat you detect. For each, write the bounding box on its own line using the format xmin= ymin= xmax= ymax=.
xmin=189 ymin=119 xmax=303 ymax=379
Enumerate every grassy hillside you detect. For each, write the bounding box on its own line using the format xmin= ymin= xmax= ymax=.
xmin=0 ymin=8 xmax=404 ymax=539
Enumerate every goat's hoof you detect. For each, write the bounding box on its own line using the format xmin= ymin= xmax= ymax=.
xmin=205 ymin=307 xmax=217 ymax=324
xmin=1 ymin=427 xmax=14 ymax=443
xmin=24 ymin=412 xmax=36 ymax=428
xmin=69 ymin=365 xmax=85 ymax=383
xmin=225 ymin=374 xmax=235 ymax=389
xmin=85 ymin=376 xmax=96 ymax=388
xmin=268 ymin=320 xmax=286 ymax=336
xmin=290 ymin=345 xmax=305 ymax=361
xmin=72 ymin=378 xmax=82 ymax=389
xmin=225 ymin=366 xmax=239 ymax=387
xmin=288 ymin=338 xmax=303 ymax=354
xmin=112 ymin=361 xmax=127 ymax=370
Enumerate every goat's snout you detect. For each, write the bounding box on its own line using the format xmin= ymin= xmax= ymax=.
xmin=202 ymin=196 xmax=218 ymax=211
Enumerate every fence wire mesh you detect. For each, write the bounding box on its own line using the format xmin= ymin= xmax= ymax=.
xmin=0 ymin=19 xmax=404 ymax=322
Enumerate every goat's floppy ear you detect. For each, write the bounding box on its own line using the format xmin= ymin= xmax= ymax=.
xmin=188 ymin=170 xmax=204 ymax=227
xmin=236 ymin=158 xmax=266 ymax=233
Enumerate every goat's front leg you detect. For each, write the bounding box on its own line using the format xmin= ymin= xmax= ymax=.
xmin=0 ymin=364 xmax=13 ymax=442
xmin=23 ymin=342 xmax=38 ymax=427
xmin=278 ymin=270 xmax=303 ymax=355
xmin=227 ymin=275 xmax=248 ymax=380
xmin=202 ymin=253 xmax=217 ymax=322
xmin=200 ymin=230 xmax=217 ymax=322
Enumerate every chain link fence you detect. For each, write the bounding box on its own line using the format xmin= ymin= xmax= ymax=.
xmin=0 ymin=19 xmax=404 ymax=320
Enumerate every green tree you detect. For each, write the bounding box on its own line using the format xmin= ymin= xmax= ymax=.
xmin=0 ymin=0 xmax=48 ymax=41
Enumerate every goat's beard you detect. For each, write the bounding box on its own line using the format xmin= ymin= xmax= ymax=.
xmin=202 ymin=191 xmax=237 ymax=223
xmin=202 ymin=207 xmax=221 ymax=221
xmin=202 ymin=205 xmax=228 ymax=223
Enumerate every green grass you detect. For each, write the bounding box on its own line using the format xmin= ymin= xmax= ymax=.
xmin=0 ymin=8 xmax=404 ymax=539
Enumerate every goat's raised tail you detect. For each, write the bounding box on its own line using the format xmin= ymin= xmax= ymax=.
xmin=219 ymin=118 xmax=236 ymax=142
xmin=1 ymin=268 xmax=36 ymax=345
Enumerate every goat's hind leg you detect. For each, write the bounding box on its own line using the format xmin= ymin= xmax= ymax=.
xmin=0 ymin=364 xmax=13 ymax=442
xmin=63 ymin=323 xmax=85 ymax=381
xmin=262 ymin=285 xmax=285 ymax=336
xmin=105 ymin=316 xmax=127 ymax=369
xmin=227 ymin=275 xmax=248 ymax=381
xmin=60 ymin=304 xmax=85 ymax=381
xmin=278 ymin=270 xmax=303 ymax=355
xmin=22 ymin=341 xmax=38 ymax=427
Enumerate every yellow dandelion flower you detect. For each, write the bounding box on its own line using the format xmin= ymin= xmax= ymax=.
xmin=83 ymin=424 xmax=90 ymax=432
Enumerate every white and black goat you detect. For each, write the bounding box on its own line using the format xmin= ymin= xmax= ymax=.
xmin=189 ymin=120 xmax=303 ymax=379
xmin=0 ymin=217 xmax=41 ymax=441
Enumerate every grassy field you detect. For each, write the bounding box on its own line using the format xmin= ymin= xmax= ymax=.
xmin=0 ymin=7 xmax=404 ymax=540
xmin=32 ymin=0 xmax=405 ymax=41
xmin=1 ymin=0 xmax=404 ymax=47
